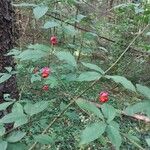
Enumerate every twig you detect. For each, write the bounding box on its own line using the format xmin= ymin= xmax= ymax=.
xmin=28 ymin=24 xmax=149 ymax=150
xmin=46 ymin=13 xmax=115 ymax=42
xmin=47 ymin=13 xmax=150 ymax=55
xmin=59 ymin=91 xmax=150 ymax=123
xmin=131 ymin=114 xmax=150 ymax=123
xmin=104 ymin=24 xmax=149 ymax=73
xmin=92 ymin=102 xmax=150 ymax=123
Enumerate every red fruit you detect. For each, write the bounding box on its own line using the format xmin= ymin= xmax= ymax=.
xmin=42 ymin=85 xmax=49 ymax=91
xmin=41 ymin=67 xmax=50 ymax=78
xmin=42 ymin=73 xmax=49 ymax=78
xmin=99 ymin=91 xmax=109 ymax=103
xmin=50 ymin=36 xmax=57 ymax=45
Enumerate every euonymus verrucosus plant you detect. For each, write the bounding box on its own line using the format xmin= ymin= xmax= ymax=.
xmin=0 ymin=1 xmax=150 ymax=150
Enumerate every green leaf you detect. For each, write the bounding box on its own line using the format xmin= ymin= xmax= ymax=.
xmin=77 ymin=71 xmax=101 ymax=81
xmin=0 ymin=141 xmax=7 ymax=150
xmin=60 ymin=102 xmax=66 ymax=111
xmin=125 ymin=101 xmax=150 ymax=117
xmin=66 ymin=111 xmax=80 ymax=121
xmin=146 ymin=138 xmax=150 ymax=147
xmin=28 ymin=44 xmax=50 ymax=52
xmin=81 ymin=62 xmax=104 ymax=74
xmin=106 ymin=75 xmax=136 ymax=92
xmin=12 ymin=103 xmax=23 ymax=114
xmin=45 ymin=76 xmax=58 ymax=88
xmin=6 ymin=49 xmax=21 ymax=57
xmin=146 ymin=32 xmax=150 ymax=36
xmin=134 ymin=7 xmax=144 ymax=14
xmin=126 ymin=133 xmax=141 ymax=143
xmin=80 ymin=122 xmax=106 ymax=145
xmin=0 ymin=103 xmax=27 ymax=125
xmin=7 ymin=143 xmax=27 ymax=150
xmin=0 ymin=124 xmax=5 ymax=136
xmin=136 ymin=84 xmax=150 ymax=99
xmin=34 ymin=134 xmax=53 ymax=144
xmin=76 ymin=98 xmax=103 ymax=120
xmin=76 ymin=14 xmax=86 ymax=22
xmin=0 ymin=73 xmax=12 ymax=84
xmin=0 ymin=113 xmax=26 ymax=124
xmin=6 ymin=49 xmax=21 ymax=56
xmin=101 ymin=103 xmax=116 ymax=123
xmin=106 ymin=124 xmax=122 ymax=150
xmin=31 ymin=74 xmax=41 ymax=83
xmin=83 ymin=32 xmax=97 ymax=40
xmin=56 ymin=51 xmax=77 ymax=67
xmin=12 ymin=103 xmax=28 ymax=128
xmin=6 ymin=131 xmax=26 ymax=143
xmin=14 ymin=116 xmax=28 ymax=128
xmin=109 ymin=121 xmax=120 ymax=130
xmin=0 ymin=102 xmax=13 ymax=111
xmin=43 ymin=21 xmax=59 ymax=29
xmin=62 ymin=73 xmax=77 ymax=82
xmin=63 ymin=25 xmax=78 ymax=36
xmin=24 ymin=101 xmax=48 ymax=116
xmin=17 ymin=50 xmax=47 ymax=61
xmin=5 ymin=67 xmax=12 ymax=73
xmin=33 ymin=6 xmax=48 ymax=19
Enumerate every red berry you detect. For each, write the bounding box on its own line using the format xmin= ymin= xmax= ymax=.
xmin=42 ymin=73 xmax=49 ymax=78
xmin=41 ymin=67 xmax=50 ymax=78
xmin=42 ymin=85 xmax=49 ymax=91
xmin=50 ymin=36 xmax=57 ymax=45
xmin=99 ymin=91 xmax=109 ymax=103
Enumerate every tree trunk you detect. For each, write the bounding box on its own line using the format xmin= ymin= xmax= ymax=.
xmin=0 ymin=0 xmax=19 ymax=116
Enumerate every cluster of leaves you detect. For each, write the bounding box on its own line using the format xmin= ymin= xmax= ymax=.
xmin=1 ymin=44 xmax=150 ymax=149
xmin=0 ymin=0 xmax=150 ymax=149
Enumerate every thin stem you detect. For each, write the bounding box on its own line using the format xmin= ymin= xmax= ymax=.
xmin=46 ymin=13 xmax=150 ymax=55
xmin=77 ymin=40 xmax=83 ymax=64
xmin=73 ymin=8 xmax=78 ymax=45
xmin=18 ymin=76 xmax=28 ymax=101
xmin=104 ymin=24 xmax=149 ymax=74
